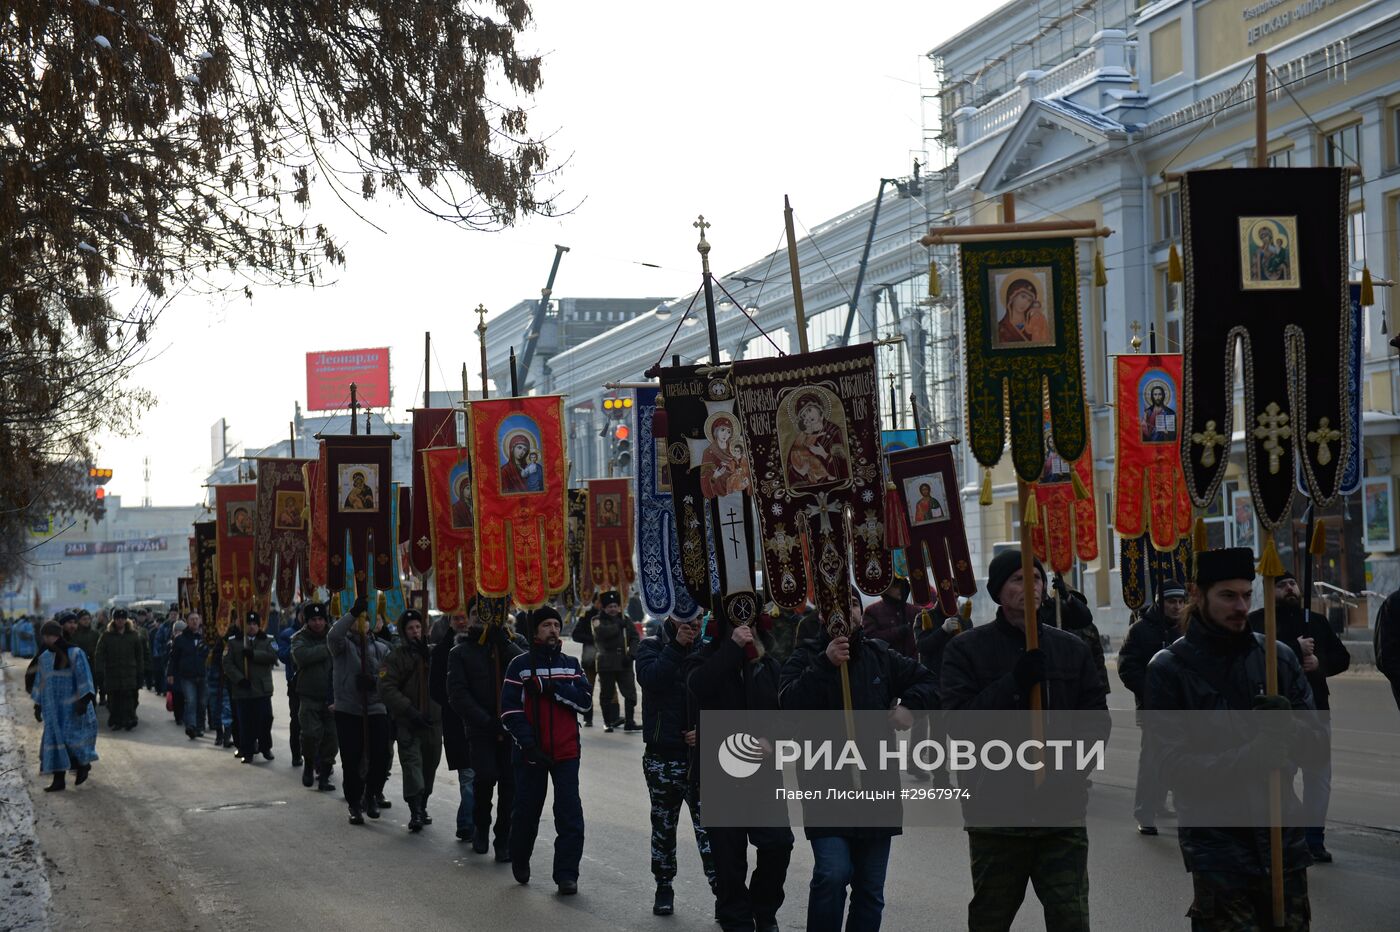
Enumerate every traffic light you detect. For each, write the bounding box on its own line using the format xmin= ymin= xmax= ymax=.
xmin=89 ymin=467 xmax=112 ymax=518
xmin=89 ymin=468 xmax=113 ymax=484
xmin=614 ymin=424 xmax=632 ymax=470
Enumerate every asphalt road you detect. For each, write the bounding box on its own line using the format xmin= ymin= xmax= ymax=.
xmin=5 ymin=655 xmax=1398 ymax=931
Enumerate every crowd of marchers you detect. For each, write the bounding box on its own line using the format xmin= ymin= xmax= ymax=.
xmin=8 ymin=545 xmax=1392 ymax=932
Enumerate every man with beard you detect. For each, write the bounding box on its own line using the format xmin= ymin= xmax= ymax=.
xmin=291 ymin=603 xmax=338 ymax=791
xmin=500 ymin=605 xmax=591 ymax=894
xmin=592 ymin=590 xmax=640 ymax=732
xmin=94 ymin=608 xmax=144 ymax=730
xmin=635 ymin=613 xmax=717 ymax=916
xmin=1248 ymin=570 xmax=1349 ymax=863
xmin=686 ymin=611 xmax=793 ymax=932
xmin=378 ymin=610 xmax=442 ymax=833
xmin=447 ymin=598 xmax=522 ymax=858
xmin=430 ymin=605 xmax=477 ymax=843
xmin=1146 ymin=549 xmax=1325 ymax=930
xmin=939 ymin=550 xmax=1108 ymax=932
xmin=1118 ymin=579 xmax=1188 ymax=835
xmin=224 ymin=611 xmax=277 ymax=763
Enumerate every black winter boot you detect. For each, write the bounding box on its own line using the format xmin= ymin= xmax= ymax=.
xmin=408 ymin=801 xmax=424 ymax=833
xmin=364 ymin=792 xmax=381 ymax=819
xmin=74 ymin=763 xmax=91 ymax=785
xmin=419 ymin=793 xmax=433 ymax=825
xmin=317 ymin=766 xmax=336 ymax=793
xmin=348 ymin=804 xmax=365 ymax=826
xmin=43 ymin=772 xmax=66 ymax=792
xmin=375 ymin=792 xmax=392 ymax=810
xmin=302 ymin=760 xmax=315 ymax=788
xmin=653 ymin=883 xmax=675 ymax=916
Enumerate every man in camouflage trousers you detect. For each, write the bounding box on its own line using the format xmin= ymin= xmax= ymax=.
xmin=290 ymin=603 xmax=337 ymax=791
xmin=635 ymin=614 xmax=717 ymax=916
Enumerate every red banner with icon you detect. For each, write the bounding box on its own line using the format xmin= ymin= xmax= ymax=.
xmin=214 ymin=484 xmax=258 ymax=625
xmin=586 ymin=478 xmax=634 ymax=593
xmin=422 ymin=446 xmax=477 ymax=613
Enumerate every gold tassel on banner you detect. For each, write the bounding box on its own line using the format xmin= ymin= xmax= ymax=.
xmin=1094 ymin=249 xmax=1108 ymax=288
xmin=1361 ymin=266 xmax=1375 ymax=307
xmin=1070 ymin=467 xmax=1090 ymax=501
xmin=927 ymin=259 xmax=941 ymax=298
xmin=1258 ymin=535 xmax=1285 ymax=578
xmin=1309 ymin=521 xmax=1327 ymax=557
xmin=1193 ymin=517 xmax=1209 ymax=554
xmin=1024 ymin=488 xmax=1040 ymax=527
xmin=959 ymin=599 xmax=972 ymax=625
xmin=920 ymin=609 xmax=934 ymax=632
xmin=979 ymin=469 xmax=994 ymax=507
xmin=331 ymin=592 xmax=342 ymax=618
xmin=376 ymin=591 xmax=387 ymax=624
xmin=1168 ymin=242 xmax=1183 ymax=283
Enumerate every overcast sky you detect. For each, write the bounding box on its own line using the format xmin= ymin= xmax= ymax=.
xmin=94 ymin=0 xmax=1003 ymax=507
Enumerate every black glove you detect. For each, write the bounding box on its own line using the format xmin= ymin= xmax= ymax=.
xmin=355 ymin=672 xmax=376 ymax=693
xmin=524 ymin=676 xmax=554 ymax=697
xmin=77 ymin=693 xmax=94 ymax=713
xmin=1012 ymin=649 xmax=1047 ymax=695
xmin=523 ymin=745 xmax=553 ymax=768
xmin=1051 ymin=575 xmax=1069 ymax=599
xmin=1251 ymin=694 xmax=1296 ymax=744
xmin=237 ymin=677 xmax=251 ymax=689
xmin=1243 ymin=733 xmax=1292 ymax=772
xmin=33 ymin=704 xmax=41 ymax=722
xmin=350 ymin=596 xmax=368 ymax=619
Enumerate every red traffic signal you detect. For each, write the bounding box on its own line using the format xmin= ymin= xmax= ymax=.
xmin=95 ymin=487 xmax=105 ymax=500
xmin=614 ymin=424 xmax=631 ymax=441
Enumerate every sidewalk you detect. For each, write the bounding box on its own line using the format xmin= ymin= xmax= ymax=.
xmin=0 ymin=657 xmax=51 ymax=931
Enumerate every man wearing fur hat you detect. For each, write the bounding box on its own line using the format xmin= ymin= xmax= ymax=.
xmin=939 ymin=549 xmax=1108 ymax=932
xmin=500 ymin=605 xmax=592 ymax=894
xmin=94 ymin=608 xmax=145 ymax=731
xmin=592 ymin=589 xmax=640 ymax=732
xmin=378 ymin=609 xmax=442 ymax=832
xmin=224 ymin=611 xmax=277 ymax=763
xmin=291 ymin=603 xmax=338 ymax=791
xmin=1146 ymin=548 xmax=1326 ymax=930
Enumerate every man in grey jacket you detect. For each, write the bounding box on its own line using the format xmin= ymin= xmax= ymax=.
xmin=328 ymin=597 xmax=393 ymax=825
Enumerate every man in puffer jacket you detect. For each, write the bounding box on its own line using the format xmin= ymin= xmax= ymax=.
xmin=94 ymin=609 xmax=144 ymax=730
xmin=378 ymin=610 xmax=442 ymax=832
xmin=592 ymin=590 xmax=640 ymax=732
xmin=500 ymin=605 xmax=591 ymax=894
xmin=290 ymin=603 xmax=337 ymax=791
xmin=634 ymin=614 xmax=717 ymax=916
xmin=328 ymin=597 xmax=393 ymax=825
xmin=223 ymin=611 xmax=277 ymax=763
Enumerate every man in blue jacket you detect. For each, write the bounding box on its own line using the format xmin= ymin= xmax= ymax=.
xmin=500 ymin=605 xmax=592 ymax=894
xmin=165 ymin=613 xmax=207 ymax=740
xmin=635 ymin=614 xmax=717 ymax=916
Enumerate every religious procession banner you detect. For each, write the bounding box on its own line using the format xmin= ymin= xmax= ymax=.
xmin=566 ymin=488 xmax=589 ymax=612
xmin=656 ymin=365 xmax=754 ymax=623
xmin=586 ymin=477 xmax=634 ymax=593
xmin=177 ymin=577 xmax=193 ymax=615
xmin=302 ymin=447 xmax=329 ymax=591
xmin=410 ymin=408 xmax=458 ymax=576
xmin=732 ymin=344 xmax=890 ymax=637
xmin=323 ymin=435 xmax=396 ymax=593
xmin=193 ymin=521 xmax=219 ymax=629
xmin=1029 ymin=408 xmax=1098 ymax=574
xmin=1181 ymin=167 xmax=1352 ymax=529
xmin=960 ymin=239 xmax=1087 ymax=482
xmin=468 ymin=396 xmax=568 ymax=609
xmin=254 ymin=456 xmax=312 ymax=610
xmin=1298 ymin=282 xmax=1364 ymax=499
xmin=213 ymin=484 xmax=257 ymax=626
xmin=881 ymin=430 xmax=920 ymax=581
xmin=421 ymin=445 xmax=476 ymax=613
xmin=886 ymin=440 xmax=975 ymax=615
xmin=1120 ymin=535 xmax=1193 ymax=612
xmin=382 ymin=483 xmax=409 ymax=622
xmin=636 ymin=388 xmax=699 ymax=621
xmin=1113 ymin=355 xmax=1192 ymax=550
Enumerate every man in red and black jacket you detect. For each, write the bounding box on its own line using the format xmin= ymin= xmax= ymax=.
xmin=500 ymin=605 xmax=591 ymax=895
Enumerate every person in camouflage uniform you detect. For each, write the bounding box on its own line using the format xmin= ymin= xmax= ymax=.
xmin=940 ymin=550 xmax=1108 ymax=932
xmin=378 ymin=609 xmax=442 ymax=832
xmin=290 ymin=603 xmax=338 ymax=791
xmin=634 ymin=614 xmax=717 ymax=916
xmin=1146 ymin=548 xmax=1324 ymax=931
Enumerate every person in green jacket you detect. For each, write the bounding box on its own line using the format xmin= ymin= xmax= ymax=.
xmin=223 ymin=611 xmax=278 ymax=764
xmin=94 ymin=609 xmax=145 ymax=730
xmin=378 ymin=609 xmax=442 ymax=832
xmin=290 ymin=603 xmax=338 ymax=791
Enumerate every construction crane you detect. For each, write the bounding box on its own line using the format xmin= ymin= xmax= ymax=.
xmin=516 ymin=244 xmax=570 ymax=391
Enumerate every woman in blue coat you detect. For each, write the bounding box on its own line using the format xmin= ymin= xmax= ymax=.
xmin=30 ymin=620 xmax=99 ymax=791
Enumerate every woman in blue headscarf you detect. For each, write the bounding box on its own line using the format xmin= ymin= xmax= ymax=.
xmin=31 ymin=620 xmax=99 ymax=791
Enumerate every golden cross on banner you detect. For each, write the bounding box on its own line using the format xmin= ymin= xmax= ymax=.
xmin=1252 ymin=402 xmax=1292 ymax=475
xmin=475 ymin=303 xmax=488 ymax=337
xmin=1306 ymin=416 xmax=1342 ymax=466
xmin=1192 ymin=420 xmax=1227 ymax=468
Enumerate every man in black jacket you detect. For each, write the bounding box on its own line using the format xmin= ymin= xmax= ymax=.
xmin=1146 ymin=548 xmax=1325 ymax=930
xmin=1247 ymin=570 xmax=1349 ymax=863
xmin=780 ymin=594 xmax=936 ymax=932
xmin=1377 ymin=589 xmax=1400 ymax=714
xmin=446 ymin=598 xmax=523 ymax=859
xmin=686 ymin=613 xmax=793 ymax=932
xmin=593 ymin=589 xmax=640 ymax=732
xmin=1118 ymin=578 xmax=1188 ymax=835
xmin=430 ymin=607 xmax=475 ymax=843
xmin=635 ymin=614 xmax=717 ymax=916
xmin=939 ymin=550 xmax=1108 ymax=932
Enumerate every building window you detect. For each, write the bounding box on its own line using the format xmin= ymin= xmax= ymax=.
xmin=1349 ymin=209 xmax=1367 ymax=271
xmin=1158 ymin=190 xmax=1181 ymax=242
xmin=1267 ymin=148 xmax=1292 ymax=168
xmin=1322 ymin=123 xmax=1361 ymax=168
xmin=1158 ymin=267 xmax=1182 ymax=352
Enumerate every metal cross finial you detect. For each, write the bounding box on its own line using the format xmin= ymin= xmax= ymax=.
xmin=1130 ymin=321 xmax=1142 ymax=352
xmin=475 ymin=303 xmax=488 ymax=336
xmin=1306 ymin=416 xmax=1342 ymax=466
xmin=694 ymin=215 xmax=712 ymax=273
xmin=1192 ymin=419 xmax=1227 ymax=468
xmin=1252 ymin=402 xmax=1293 ymax=475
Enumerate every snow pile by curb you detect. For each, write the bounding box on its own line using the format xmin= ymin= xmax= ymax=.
xmin=0 ymin=662 xmax=51 ymax=931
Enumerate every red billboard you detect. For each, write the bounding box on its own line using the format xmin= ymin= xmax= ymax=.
xmin=305 ymin=348 xmax=391 ymax=411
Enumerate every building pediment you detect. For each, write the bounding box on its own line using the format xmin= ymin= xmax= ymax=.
xmin=979 ymin=98 xmax=1130 ymax=195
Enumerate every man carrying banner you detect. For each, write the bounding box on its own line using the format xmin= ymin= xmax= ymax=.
xmin=1117 ymin=579 xmax=1188 ymax=836
xmin=500 ymin=606 xmax=592 ymax=894
xmin=1147 ymin=549 xmax=1326 ymax=929
xmin=939 ymin=550 xmax=1107 ymax=932
xmin=290 ymin=603 xmax=338 ymax=791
